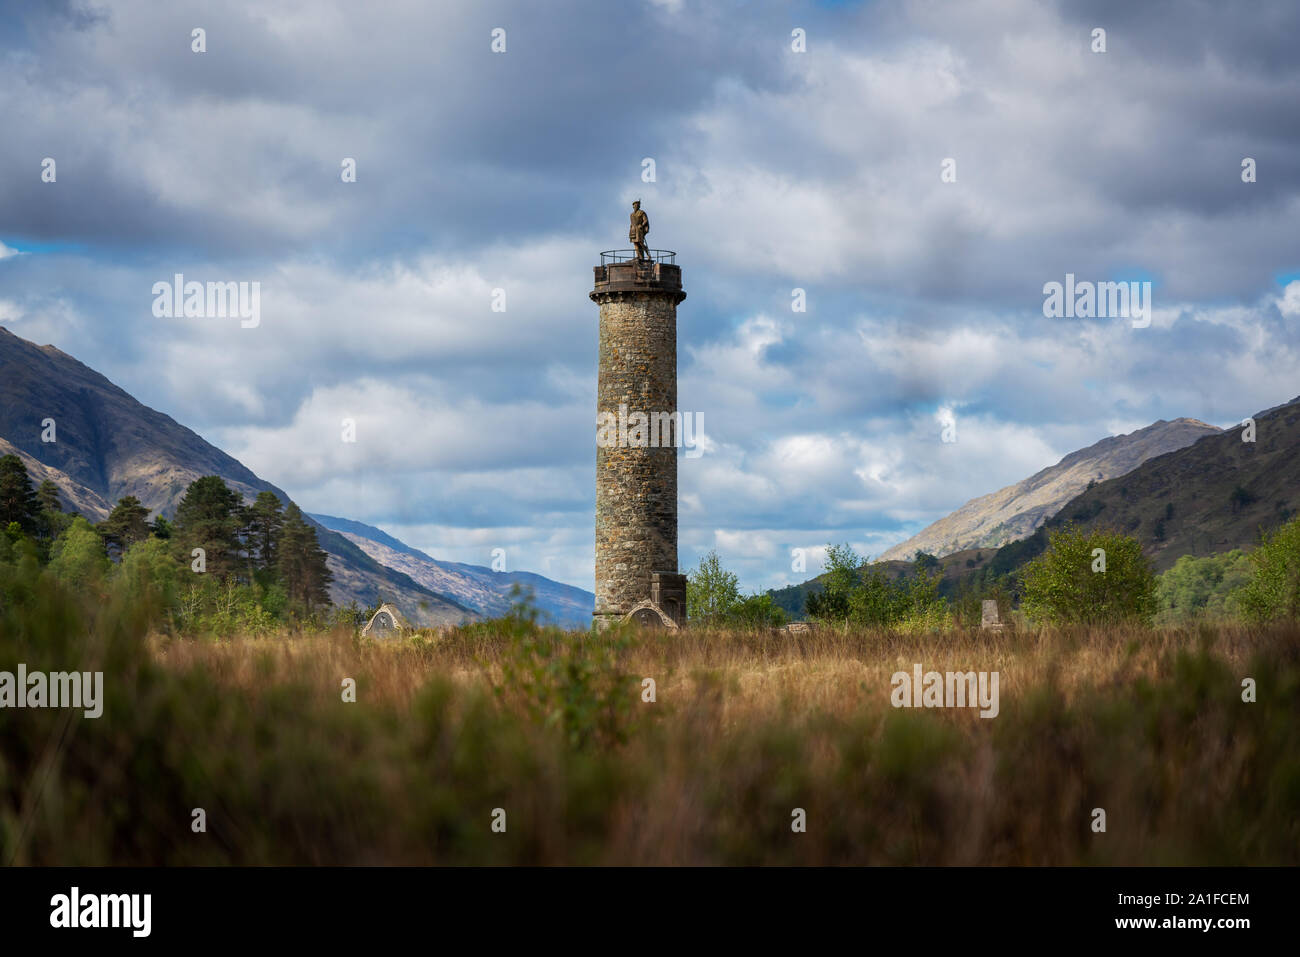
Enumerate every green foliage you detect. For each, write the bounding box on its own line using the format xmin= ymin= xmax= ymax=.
xmin=173 ymin=475 xmax=244 ymax=580
xmin=1020 ymin=525 xmax=1157 ymax=625
xmin=245 ymin=491 xmax=284 ymax=574
xmin=125 ymin=478 xmax=336 ymax=630
xmin=35 ymin=479 xmax=61 ymax=514
xmin=731 ymin=592 xmax=787 ymax=628
xmin=804 ymin=542 xmax=862 ymax=622
xmin=1237 ymin=515 xmax=1300 ymax=623
xmin=986 ymin=525 xmax=1050 ymax=579
xmin=32 ymin=480 xmax=71 ymax=543
xmin=1069 ymin=499 xmax=1106 ymax=523
xmin=491 ymin=608 xmax=639 ymax=750
xmin=46 ymin=516 xmax=110 ymax=590
xmin=333 ymin=600 xmax=370 ymax=630
xmin=806 ymin=543 xmax=949 ymax=631
xmin=98 ymin=495 xmax=152 ymax=553
xmin=275 ymin=502 xmax=333 ymax=611
xmin=953 ymin=581 xmax=1013 ymax=629
xmin=114 ymin=536 xmax=181 ymax=612
xmin=0 ymin=527 xmax=42 ymax=608
xmin=0 ymin=454 xmax=40 ymax=534
xmin=855 ymin=567 xmax=949 ymax=632
xmin=1229 ymin=484 xmax=1259 ymax=512
xmin=1156 ymin=550 xmax=1252 ymax=624
xmin=0 ymin=474 xmax=340 ymax=639
xmin=686 ymin=549 xmax=740 ymax=622
xmin=686 ymin=551 xmax=789 ymax=627
xmin=174 ymin=576 xmax=281 ymax=637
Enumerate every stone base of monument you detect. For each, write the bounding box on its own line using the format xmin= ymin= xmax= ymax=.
xmin=623 ymin=600 xmax=680 ymax=629
xmin=593 ymin=571 xmax=688 ymax=630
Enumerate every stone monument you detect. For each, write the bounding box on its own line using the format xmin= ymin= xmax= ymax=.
xmin=591 ymin=207 xmax=686 ymax=628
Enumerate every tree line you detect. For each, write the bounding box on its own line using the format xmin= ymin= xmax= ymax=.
xmin=0 ymin=453 xmax=332 ymax=617
xmin=689 ymin=515 xmax=1300 ymax=630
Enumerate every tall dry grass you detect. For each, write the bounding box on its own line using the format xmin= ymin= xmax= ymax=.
xmin=3 ymin=574 xmax=1297 ymax=864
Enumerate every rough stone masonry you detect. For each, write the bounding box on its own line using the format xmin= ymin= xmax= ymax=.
xmin=591 ymin=250 xmax=687 ymax=628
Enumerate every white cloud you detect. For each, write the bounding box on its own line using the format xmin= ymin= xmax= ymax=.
xmin=6 ymin=0 xmax=1300 ymax=595
xmin=1279 ymin=280 xmax=1300 ymax=318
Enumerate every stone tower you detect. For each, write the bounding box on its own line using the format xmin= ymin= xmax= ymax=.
xmin=591 ymin=249 xmax=687 ymax=628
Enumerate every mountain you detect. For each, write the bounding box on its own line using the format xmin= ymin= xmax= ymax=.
xmin=774 ymin=399 xmax=1300 ymax=617
xmin=310 ymin=514 xmax=594 ymax=629
xmin=1001 ymin=396 xmax=1300 ymax=572
xmin=0 ymin=325 xmax=486 ymax=625
xmin=878 ymin=418 xmax=1221 ymax=560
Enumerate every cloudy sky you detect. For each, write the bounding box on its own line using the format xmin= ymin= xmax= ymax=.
xmin=2 ymin=0 xmax=1298 ymax=593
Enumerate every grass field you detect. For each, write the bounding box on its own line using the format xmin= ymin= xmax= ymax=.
xmin=3 ymin=579 xmax=1298 ymax=865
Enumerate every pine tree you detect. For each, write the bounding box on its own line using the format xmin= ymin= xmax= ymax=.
xmin=275 ymin=503 xmax=333 ymax=609
xmin=34 ymin=479 xmax=70 ymax=541
xmin=173 ymin=476 xmax=244 ymax=581
xmin=245 ymin=491 xmax=285 ymax=573
xmin=36 ymin=480 xmax=62 ymax=514
xmin=99 ymin=496 xmax=152 ymax=554
xmin=0 ymin=454 xmax=40 ymax=534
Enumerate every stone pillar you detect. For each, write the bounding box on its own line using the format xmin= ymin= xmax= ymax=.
xmin=980 ymin=599 xmax=1004 ymax=632
xmin=591 ymin=259 xmax=686 ymax=627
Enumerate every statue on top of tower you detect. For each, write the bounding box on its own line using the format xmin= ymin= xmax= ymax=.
xmin=629 ymin=200 xmax=650 ymax=262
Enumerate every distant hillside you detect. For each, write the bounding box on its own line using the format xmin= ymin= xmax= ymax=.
xmin=310 ymin=514 xmax=594 ymax=629
xmin=1006 ymin=396 xmax=1300 ymax=572
xmin=775 ymin=397 xmax=1300 ymax=617
xmin=0 ymin=325 xmax=477 ymax=625
xmin=878 ymin=418 xmax=1221 ymax=560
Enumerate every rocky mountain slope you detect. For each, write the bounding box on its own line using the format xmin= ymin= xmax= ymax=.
xmin=311 ymin=514 xmax=594 ymax=629
xmin=1009 ymin=396 xmax=1300 ymax=572
xmin=878 ymin=417 xmax=1221 ymax=560
xmin=0 ymin=325 xmax=495 ymax=625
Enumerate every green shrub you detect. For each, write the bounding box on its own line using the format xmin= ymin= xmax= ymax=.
xmin=1020 ymin=525 xmax=1157 ymax=625
xmin=173 ymin=576 xmax=281 ymax=637
xmin=46 ymin=517 xmax=110 ymax=591
xmin=803 ymin=543 xmax=949 ymax=630
xmin=115 ymin=536 xmax=181 ymax=611
xmin=1155 ymin=550 xmax=1252 ymax=624
xmin=489 ymin=605 xmax=639 ymax=750
xmin=730 ymin=592 xmax=786 ymax=628
xmin=686 ymin=550 xmax=740 ymax=622
xmin=1237 ymin=515 xmax=1300 ymax=623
